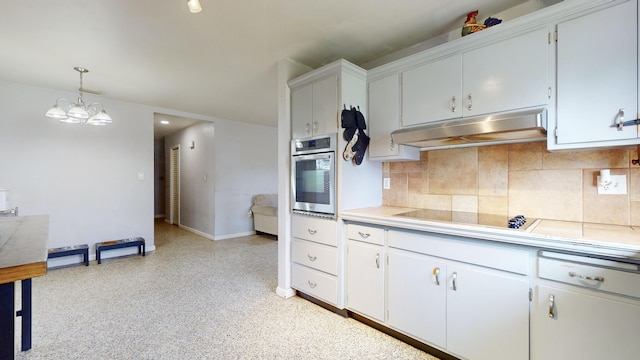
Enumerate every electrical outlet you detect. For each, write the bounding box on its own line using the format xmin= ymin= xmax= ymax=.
xmin=597 ymin=175 xmax=627 ymax=195
xmin=383 ymin=177 xmax=391 ymax=190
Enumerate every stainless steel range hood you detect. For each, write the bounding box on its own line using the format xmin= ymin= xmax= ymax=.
xmin=391 ymin=108 xmax=547 ymax=149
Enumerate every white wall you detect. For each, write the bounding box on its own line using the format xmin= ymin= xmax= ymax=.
xmin=0 ymin=80 xmax=155 ymax=267
xmin=165 ymin=117 xmax=278 ymax=240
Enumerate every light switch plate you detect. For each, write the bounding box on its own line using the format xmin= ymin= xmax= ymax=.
xmin=597 ymin=175 xmax=626 ymax=195
xmin=383 ymin=178 xmax=391 ymax=190
xmin=137 ymin=172 xmax=145 ymax=181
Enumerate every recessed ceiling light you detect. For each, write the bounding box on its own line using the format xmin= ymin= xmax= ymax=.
xmin=160 ymin=120 xmax=170 ymax=125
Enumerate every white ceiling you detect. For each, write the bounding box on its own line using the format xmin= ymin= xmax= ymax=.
xmin=0 ymin=0 xmax=554 ymax=137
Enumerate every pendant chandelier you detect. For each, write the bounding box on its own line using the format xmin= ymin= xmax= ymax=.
xmin=45 ymin=67 xmax=113 ymax=126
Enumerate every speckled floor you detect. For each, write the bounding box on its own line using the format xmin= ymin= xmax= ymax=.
xmin=16 ymin=220 xmax=437 ymax=359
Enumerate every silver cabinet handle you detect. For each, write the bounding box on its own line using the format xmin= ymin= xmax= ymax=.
xmin=389 ymin=136 xmax=395 ymax=151
xmin=358 ymin=231 xmax=370 ymax=239
xmin=312 ymin=121 xmax=318 ymax=131
xmin=375 ymin=253 xmax=380 ymax=269
xmin=308 ymin=281 xmax=317 ymax=288
xmin=569 ymin=271 xmax=604 ymax=283
xmin=307 ymin=229 xmax=317 ymax=235
xmin=433 ymin=267 xmax=440 ymax=286
xmin=616 ymin=108 xmax=625 ymax=131
xmin=305 ymin=123 xmax=311 ymax=134
xmin=466 ymin=94 xmax=472 ymax=110
xmin=307 ymin=254 xmax=317 ymax=261
xmin=451 ymin=96 xmax=456 ymax=112
xmin=548 ymin=294 xmax=556 ymax=318
xmin=451 ymin=272 xmax=457 ymax=291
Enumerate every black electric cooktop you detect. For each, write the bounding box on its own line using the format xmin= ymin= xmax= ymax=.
xmin=393 ymin=209 xmax=536 ymax=230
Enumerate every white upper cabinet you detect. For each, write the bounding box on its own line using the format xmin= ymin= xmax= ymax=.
xmin=291 ymin=74 xmax=339 ymax=139
xmin=552 ymin=0 xmax=638 ymax=149
xmin=463 ymin=27 xmax=550 ymax=117
xmin=397 ymin=27 xmax=550 ymax=129
xmin=401 ymin=53 xmax=463 ymax=126
xmin=368 ymin=73 xmax=420 ymax=161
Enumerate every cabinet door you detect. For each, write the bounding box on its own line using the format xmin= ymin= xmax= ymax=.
xmin=532 ymin=285 xmax=640 ymax=360
xmin=368 ymin=74 xmax=420 ymax=161
xmin=446 ymin=263 xmax=529 ymax=360
xmin=312 ymin=74 xmax=339 ymax=136
xmin=346 ymin=240 xmax=385 ymax=322
xmin=291 ymin=83 xmax=313 ymax=139
xmin=387 ymin=249 xmax=447 ymax=348
xmin=463 ymin=27 xmax=550 ymax=117
xmin=401 ymin=53 xmax=462 ymax=126
xmin=555 ymin=0 xmax=638 ymax=145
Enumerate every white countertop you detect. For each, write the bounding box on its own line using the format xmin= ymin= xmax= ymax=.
xmin=340 ymin=206 xmax=640 ymax=263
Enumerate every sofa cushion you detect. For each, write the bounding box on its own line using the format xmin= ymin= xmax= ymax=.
xmin=251 ymin=205 xmax=277 ymax=217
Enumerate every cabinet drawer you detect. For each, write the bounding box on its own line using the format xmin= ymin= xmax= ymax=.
xmin=538 ymin=254 xmax=640 ymax=299
xmin=347 ymin=224 xmax=385 ymax=245
xmin=388 ymin=229 xmax=529 ymax=275
xmin=292 ymin=215 xmax=338 ymax=246
xmin=292 ymin=239 xmax=338 ymax=275
xmin=292 ymin=263 xmax=338 ymax=305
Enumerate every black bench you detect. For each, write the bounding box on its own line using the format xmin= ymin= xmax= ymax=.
xmin=47 ymin=244 xmax=89 ymax=266
xmin=96 ymin=237 xmax=145 ymax=264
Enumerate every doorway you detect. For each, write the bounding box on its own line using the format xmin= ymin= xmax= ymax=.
xmin=170 ymin=145 xmax=180 ymax=226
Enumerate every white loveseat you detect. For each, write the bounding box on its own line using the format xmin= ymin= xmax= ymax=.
xmin=250 ymin=194 xmax=278 ymax=237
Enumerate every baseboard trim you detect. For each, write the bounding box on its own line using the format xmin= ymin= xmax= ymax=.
xmin=214 ymin=231 xmax=256 ymax=241
xmin=178 ymin=224 xmax=215 ymax=240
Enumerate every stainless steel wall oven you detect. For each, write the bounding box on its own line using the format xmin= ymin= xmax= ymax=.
xmin=291 ymin=134 xmax=336 ymax=217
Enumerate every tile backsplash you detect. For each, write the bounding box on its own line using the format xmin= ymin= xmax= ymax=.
xmin=382 ymin=142 xmax=640 ymax=226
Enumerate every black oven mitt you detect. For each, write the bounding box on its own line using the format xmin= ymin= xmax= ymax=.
xmin=352 ymin=128 xmax=370 ymax=166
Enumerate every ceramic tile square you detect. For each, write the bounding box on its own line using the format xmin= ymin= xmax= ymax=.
xmin=387 ymin=173 xmax=408 ymax=207
xmin=428 ymin=147 xmax=477 ymax=195
xmin=508 ymin=169 xmax=583 ymax=221
xmin=389 ymin=159 xmax=422 ymax=173
xmin=479 ymin=196 xmax=508 ymax=216
xmin=630 ymin=146 xmax=639 ymax=167
xmin=408 ymin=171 xmax=429 ymax=194
xmin=418 ymin=194 xmax=452 ymax=211
xmin=543 ymin=148 xmax=629 ymax=169
xmin=452 ymin=195 xmax=478 ymax=213
xmin=509 ymin=142 xmax=543 ymax=170
xmin=583 ymin=169 xmax=630 ymax=225
xmin=630 ymin=168 xmax=640 ymax=201
xmin=631 ymin=201 xmax=640 ymax=226
xmin=478 ymin=145 xmax=508 ymax=196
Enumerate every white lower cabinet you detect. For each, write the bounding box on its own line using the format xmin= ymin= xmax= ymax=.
xmin=345 ymin=224 xmax=386 ymax=322
xmin=532 ymin=285 xmax=640 ymax=360
xmin=387 ymin=247 xmax=529 ymax=360
xmin=387 ymin=249 xmax=447 ymax=348
xmin=291 ymin=215 xmax=341 ymax=307
xmin=346 ymin=240 xmax=385 ymax=322
xmin=531 ymin=252 xmax=640 ymax=359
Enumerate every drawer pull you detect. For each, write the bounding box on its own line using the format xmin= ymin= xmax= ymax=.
xmin=375 ymin=253 xmax=380 ymax=269
xmin=569 ymin=271 xmax=604 ymax=283
xmin=308 ymin=281 xmax=317 ymax=288
xmin=307 ymin=229 xmax=317 ymax=235
xmin=433 ymin=267 xmax=440 ymax=286
xmin=451 ymin=272 xmax=457 ymax=291
xmin=307 ymin=254 xmax=317 ymax=261
xmin=549 ymin=294 xmax=556 ymax=319
xmin=358 ymin=231 xmax=370 ymax=239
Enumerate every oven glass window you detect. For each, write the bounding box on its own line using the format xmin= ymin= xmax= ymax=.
xmin=295 ymin=158 xmax=331 ymax=205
